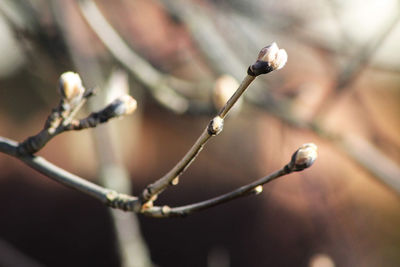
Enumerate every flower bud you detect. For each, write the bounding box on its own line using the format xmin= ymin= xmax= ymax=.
xmin=249 ymin=42 xmax=288 ymax=76
xmin=59 ymin=72 xmax=85 ymax=104
xmin=288 ymin=143 xmax=318 ymax=172
xmin=111 ymin=95 xmax=137 ymax=117
xmin=212 ymin=75 xmax=241 ymax=110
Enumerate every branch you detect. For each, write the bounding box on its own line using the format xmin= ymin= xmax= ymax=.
xmin=142 ymin=143 xmax=318 ymax=218
xmin=16 ymin=72 xmax=136 ymax=156
xmin=0 ymin=43 xmax=319 ymax=218
xmin=139 ymin=43 xmax=288 ymax=205
xmin=0 ymin=136 xmax=139 ymax=211
xmin=0 ymin=136 xmax=317 ymax=216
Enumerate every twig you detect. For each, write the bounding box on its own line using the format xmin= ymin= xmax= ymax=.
xmin=138 ymin=76 xmax=254 ymax=203
xmin=0 ymin=136 xmax=139 ymax=210
xmin=0 ymin=42 xmax=319 ymax=218
xmin=142 ymin=143 xmax=318 ymax=218
xmin=0 ymin=135 xmax=317 ymax=216
xmin=16 ymin=72 xmax=135 ymax=156
xmin=143 ymin=168 xmax=287 ymax=218
xmin=139 ymin=43 xmax=288 ymax=205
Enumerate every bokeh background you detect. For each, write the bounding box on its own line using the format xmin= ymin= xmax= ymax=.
xmin=0 ymin=0 xmax=400 ymax=266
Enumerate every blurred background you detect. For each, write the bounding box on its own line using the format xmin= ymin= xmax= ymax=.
xmin=0 ymin=0 xmax=400 ymax=266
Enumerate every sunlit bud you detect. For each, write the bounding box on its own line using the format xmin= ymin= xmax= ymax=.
xmin=212 ymin=75 xmax=241 ymax=110
xmin=208 ymin=116 xmax=224 ymax=135
xmin=59 ymin=72 xmax=85 ymax=104
xmin=288 ymin=143 xmax=318 ymax=172
xmin=161 ymin=205 xmax=171 ymax=215
xmin=253 ymin=185 xmax=263 ymax=195
xmin=257 ymin=42 xmax=279 ymax=63
xmin=249 ymin=42 xmax=288 ymax=76
xmin=111 ymin=95 xmax=137 ymax=117
xmin=171 ymin=177 xmax=179 ymax=186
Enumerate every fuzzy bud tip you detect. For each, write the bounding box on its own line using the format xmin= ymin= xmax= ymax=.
xmin=112 ymin=95 xmax=137 ymax=117
xmin=59 ymin=71 xmax=85 ymax=103
xmin=288 ymin=143 xmax=318 ymax=172
xmin=249 ymin=42 xmax=288 ymax=76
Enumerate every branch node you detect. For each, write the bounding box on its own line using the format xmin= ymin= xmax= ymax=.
xmin=106 ymin=190 xmax=136 ymax=211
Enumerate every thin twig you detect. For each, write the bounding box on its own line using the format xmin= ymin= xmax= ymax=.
xmin=0 ymin=136 xmax=140 ymax=211
xmin=0 ymin=135 xmax=317 ymax=216
xmin=139 ymin=42 xmax=288 ymax=205
xmin=142 ymin=168 xmax=288 ymax=218
xmin=140 ymin=75 xmax=255 ymax=204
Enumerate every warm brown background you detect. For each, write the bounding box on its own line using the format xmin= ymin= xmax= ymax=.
xmin=0 ymin=0 xmax=400 ymax=266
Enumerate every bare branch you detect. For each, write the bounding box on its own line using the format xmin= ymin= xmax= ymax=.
xmin=142 ymin=143 xmax=318 ymax=218
xmin=143 ymin=168 xmax=288 ymax=218
xmin=0 ymin=136 xmax=140 ymax=211
xmin=140 ymin=43 xmax=288 ymax=205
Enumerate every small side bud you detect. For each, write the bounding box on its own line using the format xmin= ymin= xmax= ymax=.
xmin=253 ymin=185 xmax=263 ymax=195
xmin=59 ymin=72 xmax=85 ymax=105
xmin=110 ymin=95 xmax=137 ymax=117
xmin=287 ymin=143 xmax=318 ymax=172
xmin=171 ymin=177 xmax=179 ymax=186
xmin=208 ymin=116 xmax=224 ymax=135
xmin=161 ymin=205 xmax=171 ymax=215
xmin=249 ymin=42 xmax=288 ymax=76
xmin=212 ymin=75 xmax=241 ymax=111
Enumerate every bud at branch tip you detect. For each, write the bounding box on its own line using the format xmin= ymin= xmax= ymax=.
xmin=249 ymin=42 xmax=288 ymax=76
xmin=111 ymin=95 xmax=137 ymax=117
xmin=59 ymin=71 xmax=85 ymax=104
xmin=288 ymin=143 xmax=318 ymax=172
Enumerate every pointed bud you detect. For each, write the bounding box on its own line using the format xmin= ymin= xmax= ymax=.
xmin=212 ymin=75 xmax=241 ymax=111
xmin=288 ymin=143 xmax=318 ymax=172
xmin=111 ymin=95 xmax=137 ymax=117
xmin=249 ymin=42 xmax=288 ymax=76
xmin=59 ymin=72 xmax=85 ymax=105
